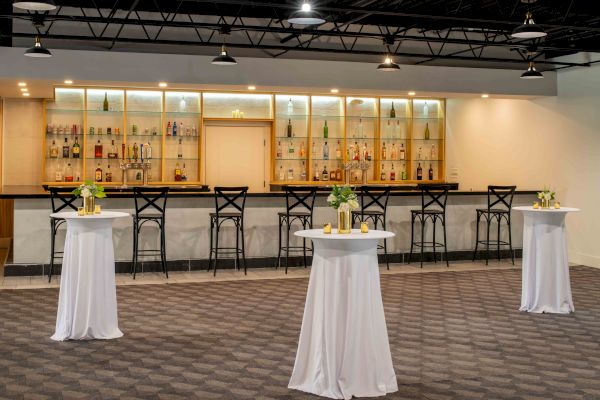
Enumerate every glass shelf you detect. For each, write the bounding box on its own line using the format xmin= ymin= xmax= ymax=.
xmin=412 ymin=138 xmax=444 ymax=141
xmin=126 ymin=110 xmax=163 ymax=115
xmin=46 ymin=108 xmax=85 ymax=113
xmin=166 ymin=111 xmax=201 ymax=115
xmin=127 ymin=134 xmax=164 ymax=138
xmin=311 ymin=158 xmax=344 ymax=161
xmin=165 ymin=157 xmax=198 ymax=161
xmin=276 ymin=136 xmax=309 ymax=139
xmin=312 ymin=115 xmax=344 ymax=119
xmin=413 ymin=117 xmax=443 ymax=120
xmin=346 ymin=116 xmax=379 ymax=119
xmin=275 ymin=158 xmax=309 ymax=161
xmin=276 ymin=114 xmax=310 ymax=119
xmin=87 ymin=109 xmax=124 ymax=114
xmin=165 ymin=135 xmax=199 ymax=139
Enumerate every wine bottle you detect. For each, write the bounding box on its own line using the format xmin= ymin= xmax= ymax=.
xmin=62 ymin=138 xmax=70 ymax=158
xmin=287 ymin=98 xmax=294 ymax=115
xmin=323 ymin=141 xmax=329 ymax=160
xmin=287 ymin=119 xmax=293 ymax=138
xmin=103 ymin=92 xmax=109 ymax=111
xmin=424 ymin=122 xmax=430 ymax=140
xmin=95 ymin=163 xmax=103 ymax=182
xmin=380 ymin=165 xmax=386 ymax=181
xmin=94 ymin=140 xmax=103 ymax=158
xmin=323 ymin=120 xmax=328 ymax=139
xmin=390 ymin=102 xmax=396 ymax=118
xmin=428 ymin=164 xmax=434 ymax=180
xmin=390 ymin=164 xmax=396 ymax=181
xmin=382 ymin=142 xmax=387 ymax=160
xmin=72 ymin=137 xmax=80 ymax=158
xmin=423 ymin=101 xmax=429 ymax=117
xmin=417 ymin=163 xmax=423 ymax=180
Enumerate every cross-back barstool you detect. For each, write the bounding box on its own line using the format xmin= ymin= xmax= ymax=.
xmin=351 ymin=185 xmax=392 ymax=269
xmin=472 ymin=185 xmax=517 ymax=265
xmin=208 ymin=186 xmax=248 ymax=276
xmin=48 ymin=187 xmax=79 ymax=282
xmin=276 ymin=186 xmax=318 ymax=274
xmin=408 ymin=184 xmax=451 ymax=268
xmin=132 ymin=187 xmax=169 ymax=279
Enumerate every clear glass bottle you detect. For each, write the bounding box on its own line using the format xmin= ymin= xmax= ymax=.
xmin=382 ymin=142 xmax=387 ymax=160
xmin=177 ymin=138 xmax=183 ymax=159
xmin=64 ymin=163 xmax=73 ymax=182
xmin=279 ymin=165 xmax=285 ymax=181
xmin=276 ymin=141 xmax=283 ymax=159
xmin=287 ymin=98 xmax=294 ymax=115
xmin=62 ymin=138 xmax=70 ymax=158
xmin=50 ymin=140 xmax=59 ymax=158
xmin=335 ymin=140 xmax=342 ymax=159
xmin=399 ymin=143 xmax=405 ymax=160
xmin=380 ymin=164 xmax=386 ymax=181
xmin=323 ymin=141 xmax=329 ymax=160
xmin=55 ymin=163 xmax=63 ymax=182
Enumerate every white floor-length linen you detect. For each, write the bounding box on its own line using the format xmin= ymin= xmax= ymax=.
xmin=514 ymin=206 xmax=579 ymax=314
xmin=50 ymin=211 xmax=129 ymax=341
xmin=289 ymin=229 xmax=398 ymax=399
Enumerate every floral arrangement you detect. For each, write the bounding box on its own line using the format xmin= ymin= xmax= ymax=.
xmin=537 ymin=186 xmax=555 ymax=201
xmin=72 ymin=180 xmax=106 ymax=199
xmin=327 ymin=185 xmax=359 ymax=212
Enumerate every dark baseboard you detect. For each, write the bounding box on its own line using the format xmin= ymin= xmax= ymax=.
xmin=3 ymin=249 xmax=522 ymax=277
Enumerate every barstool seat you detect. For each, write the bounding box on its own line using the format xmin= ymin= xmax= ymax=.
xmin=209 ymin=211 xmax=242 ymax=218
xmin=48 ymin=188 xmax=78 ymax=282
xmin=278 ymin=210 xmax=312 ymax=217
xmin=135 ymin=213 xmax=164 ymax=220
xmin=475 ymin=208 xmax=510 ymax=214
xmin=411 ymin=209 xmax=444 ymax=215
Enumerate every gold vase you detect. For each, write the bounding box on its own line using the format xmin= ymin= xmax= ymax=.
xmin=541 ymin=198 xmax=550 ymax=209
xmin=337 ymin=208 xmax=351 ymax=234
xmin=83 ymin=196 xmax=95 ymax=215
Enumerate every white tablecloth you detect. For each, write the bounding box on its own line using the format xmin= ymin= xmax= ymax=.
xmin=50 ymin=211 xmax=129 ymax=341
xmin=288 ymin=229 xmax=397 ymax=399
xmin=514 ymin=206 xmax=579 ymax=314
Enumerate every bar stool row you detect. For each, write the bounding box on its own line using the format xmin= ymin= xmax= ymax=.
xmin=48 ymin=184 xmax=517 ymax=281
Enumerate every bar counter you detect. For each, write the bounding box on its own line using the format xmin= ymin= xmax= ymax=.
xmin=3 ymin=184 xmax=537 ymax=275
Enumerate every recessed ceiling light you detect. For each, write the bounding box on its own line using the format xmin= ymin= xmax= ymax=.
xmin=22 ymin=92 xmax=30 ymax=96
xmin=13 ymin=1 xmax=57 ymax=11
xmin=20 ymin=88 xmax=28 ymax=92
xmin=330 ymin=88 xmax=339 ymax=94
xmin=158 ymin=82 xmax=168 ymax=87
xmin=408 ymin=91 xmax=416 ymax=96
xmin=18 ymin=82 xmax=27 ymax=87
xmin=481 ymin=94 xmax=489 ymax=98
xmin=64 ymin=80 xmax=73 ymax=84
xmin=247 ymin=85 xmax=256 ymax=90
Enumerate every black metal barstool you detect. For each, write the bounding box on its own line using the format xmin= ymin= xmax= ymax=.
xmin=48 ymin=187 xmax=78 ymax=282
xmin=277 ymin=186 xmax=317 ymax=274
xmin=208 ymin=186 xmax=248 ymax=276
xmin=351 ymin=185 xmax=392 ymax=269
xmin=408 ymin=184 xmax=451 ymax=268
xmin=131 ymin=187 xmax=169 ymax=279
xmin=473 ymin=185 xmax=517 ymax=265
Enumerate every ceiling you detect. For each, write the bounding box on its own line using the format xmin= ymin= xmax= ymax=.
xmin=2 ymin=0 xmax=599 ymax=71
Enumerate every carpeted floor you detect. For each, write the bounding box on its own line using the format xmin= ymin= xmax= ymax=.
xmin=1 ymin=266 xmax=600 ymax=399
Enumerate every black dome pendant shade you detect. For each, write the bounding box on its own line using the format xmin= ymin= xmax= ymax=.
xmin=211 ymin=44 xmax=237 ymax=65
xmin=24 ymin=36 xmax=52 ymax=58
xmin=511 ymin=12 xmax=547 ymax=39
xmin=520 ymin=61 xmax=544 ymax=79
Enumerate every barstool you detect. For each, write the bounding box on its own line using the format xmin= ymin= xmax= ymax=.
xmin=408 ymin=184 xmax=451 ymax=268
xmin=132 ymin=187 xmax=169 ymax=279
xmin=208 ymin=186 xmax=248 ymax=276
xmin=472 ymin=185 xmax=517 ymax=265
xmin=351 ymin=185 xmax=391 ymax=269
xmin=277 ymin=186 xmax=317 ymax=274
xmin=48 ymin=187 xmax=78 ymax=282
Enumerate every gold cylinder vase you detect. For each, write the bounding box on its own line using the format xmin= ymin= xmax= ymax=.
xmin=83 ymin=196 xmax=95 ymax=215
xmin=541 ymin=199 xmax=550 ymax=209
xmin=337 ymin=208 xmax=351 ymax=234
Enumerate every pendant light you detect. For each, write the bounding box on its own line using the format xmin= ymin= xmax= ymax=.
xmin=13 ymin=0 xmax=56 ymax=11
xmin=511 ymin=11 xmax=547 ymax=39
xmin=377 ymin=56 xmax=400 ymax=71
xmin=287 ymin=1 xmax=325 ymax=25
xmin=212 ymin=44 xmax=237 ymax=65
xmin=24 ymin=36 xmax=52 ymax=58
xmin=520 ymin=61 xmax=544 ymax=79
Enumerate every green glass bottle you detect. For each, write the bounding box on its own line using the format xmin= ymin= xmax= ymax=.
xmin=103 ymin=92 xmax=109 ymax=111
xmin=323 ymin=120 xmax=328 ymax=139
xmin=390 ymin=102 xmax=396 ymax=118
xmin=424 ymin=122 xmax=430 ymax=140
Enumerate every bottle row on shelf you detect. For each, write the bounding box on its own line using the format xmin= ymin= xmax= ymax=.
xmin=46 ymin=121 xmax=199 ymax=137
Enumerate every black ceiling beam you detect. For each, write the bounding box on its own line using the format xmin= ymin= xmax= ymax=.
xmin=4 ymin=31 xmax=589 ymax=67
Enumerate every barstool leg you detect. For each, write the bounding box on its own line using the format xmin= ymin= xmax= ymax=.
xmin=302 ymin=218 xmax=308 ymax=269
xmin=508 ymin=215 xmax=515 ymax=266
xmin=485 ymin=214 xmax=491 ymax=266
xmin=408 ymin=214 xmax=415 ymax=264
xmin=432 ymin=217 xmax=438 ymax=264
xmin=132 ymin=224 xmax=138 ymax=279
xmin=497 ymin=215 xmax=501 ymax=261
xmin=160 ymin=221 xmax=168 ymax=279
xmin=276 ymin=215 xmax=282 ymax=270
xmin=285 ymin=223 xmax=291 ymax=274
xmin=214 ymin=223 xmax=220 ymax=277
xmin=235 ymin=221 xmax=240 ymax=271
xmin=49 ymin=221 xmax=55 ymax=283
xmin=420 ymin=216 xmax=425 ymax=269
xmin=241 ymin=220 xmax=247 ymax=275
xmin=208 ymin=218 xmax=214 ymax=272
xmin=442 ymin=215 xmax=449 ymax=268
xmin=382 ymin=219 xmax=390 ymax=270
xmin=473 ymin=212 xmax=480 ymax=262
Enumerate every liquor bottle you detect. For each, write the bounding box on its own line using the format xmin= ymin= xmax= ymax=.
xmin=287 ymin=119 xmax=293 ymax=138
xmin=276 ymin=141 xmax=283 ymax=159
xmin=323 ymin=120 xmax=328 ymax=139
xmin=287 ymin=98 xmax=294 ymax=115
xmin=136 ymin=171 xmax=142 ymax=181
xmin=107 ymin=127 xmax=112 ymax=135
xmin=322 ymin=166 xmax=329 ymax=181
xmin=95 ymin=140 xmax=103 ymax=158
xmin=428 ymin=164 xmax=434 ymax=180
xmin=399 ymin=143 xmax=406 ymax=160
xmin=335 ymin=167 xmax=342 ymax=181
xmin=382 ymin=142 xmax=387 ymax=160
xmin=279 ymin=165 xmax=285 ymax=181
xmin=390 ymin=164 xmax=396 ymax=181
xmin=390 ymin=102 xmax=396 ymax=118
xmin=103 ymin=92 xmax=109 ymax=111
xmin=145 ymin=142 xmax=152 ymax=160
xmin=151 ymin=127 xmax=157 ymax=136
xmin=55 ymin=163 xmax=63 ymax=182
xmin=396 ymin=119 xmax=402 ymax=138
xmin=128 ymin=144 xmax=133 ymax=161
xmin=329 ymin=168 xmax=336 ymax=181
xmin=386 ymin=120 xmax=392 ymax=138
xmin=424 ymin=122 xmax=430 ymax=140
xmin=49 ymin=140 xmax=59 ymax=158
xmin=122 ymin=143 xmax=126 ymax=161
xmin=72 ymin=137 xmax=80 ymax=158
xmin=380 ymin=165 xmax=386 ymax=181
xmin=390 ymin=143 xmax=397 ymax=160
xmin=300 ymin=142 xmax=306 ymax=158
xmin=173 ymin=121 xmax=178 ymax=136
xmin=311 ymin=141 xmax=316 ymax=157
xmin=417 ymin=146 xmax=422 ymax=160
xmin=417 ymin=163 xmax=423 ymax=180
xmin=46 ymin=124 xmax=52 ymax=134
xmin=335 ymin=140 xmax=342 ymax=159
xmin=362 ymin=142 xmax=368 ymax=161
xmin=431 ymin=144 xmax=437 ymax=160
xmin=115 ymin=127 xmax=120 ymax=136
xmin=356 ymin=118 xmax=364 ymax=138
xmin=62 ymin=138 xmax=70 ymax=158
xmin=323 ymin=141 xmax=329 ymax=160
xmin=402 ymin=164 xmax=407 ymax=180
xmin=174 ymin=163 xmax=182 ymax=181
xmin=192 ymin=125 xmax=197 ymax=136
xmin=288 ymin=141 xmax=295 ymax=158
xmin=131 ymin=124 xmax=138 ymax=135
xmin=65 ymin=163 xmax=74 ymax=182
xmin=179 ymin=123 xmax=185 ymax=137
xmin=177 ymin=138 xmax=183 ymax=159
xmin=300 ymin=161 xmax=307 ymax=181
xmin=133 ymin=143 xmax=139 ymax=162
xmin=108 ymin=140 xmax=117 ymax=159
xmin=166 ymin=121 xmax=172 ymax=136
xmin=180 ymin=163 xmax=187 ymax=181
xmin=140 ymin=144 xmax=144 ymax=162
xmin=105 ymin=164 xmax=112 ymax=183
xmin=95 ymin=163 xmax=103 ymax=182
xmin=353 ymin=141 xmax=360 ymax=161
xmin=288 ymin=166 xmax=294 ymax=181
xmin=423 ymin=101 xmax=429 ymax=118
xmin=313 ymin=163 xmax=319 ymax=181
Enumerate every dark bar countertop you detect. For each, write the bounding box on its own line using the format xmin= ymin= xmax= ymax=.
xmin=0 ymin=184 xmax=538 ymax=199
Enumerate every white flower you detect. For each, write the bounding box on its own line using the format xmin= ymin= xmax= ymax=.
xmin=348 ymin=199 xmax=359 ymax=210
xmin=338 ymin=202 xmax=350 ymax=212
xmin=544 ymin=192 xmax=552 ymax=201
xmin=81 ymin=188 xmax=92 ymax=198
xmin=327 ymin=194 xmax=336 ymax=203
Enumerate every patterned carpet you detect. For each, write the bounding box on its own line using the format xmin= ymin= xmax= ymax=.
xmin=1 ymin=266 xmax=600 ymax=399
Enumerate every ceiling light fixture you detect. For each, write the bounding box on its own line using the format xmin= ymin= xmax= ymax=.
xmin=377 ymin=56 xmax=400 ymax=71
xmin=481 ymin=94 xmax=489 ymax=98
xmin=408 ymin=91 xmax=416 ymax=96
xmin=13 ymin=0 xmax=56 ymax=11
xmin=22 ymin=92 xmax=30 ymax=97
xmin=286 ymin=1 xmax=325 ymax=25
xmin=64 ymin=80 xmax=73 ymax=84
xmin=520 ymin=61 xmax=544 ymax=79
xmin=511 ymin=11 xmax=547 ymax=39
xmin=20 ymin=88 xmax=28 ymax=92
xmin=330 ymin=88 xmax=339 ymax=94
xmin=212 ymin=44 xmax=237 ymax=65
xmin=158 ymin=82 xmax=168 ymax=87
xmin=247 ymin=85 xmax=256 ymax=90
xmin=24 ymin=36 xmax=52 ymax=58
xmin=18 ymin=82 xmax=27 ymax=87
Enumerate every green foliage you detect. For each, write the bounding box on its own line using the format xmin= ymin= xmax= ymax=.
xmin=72 ymin=180 xmax=107 ymax=199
